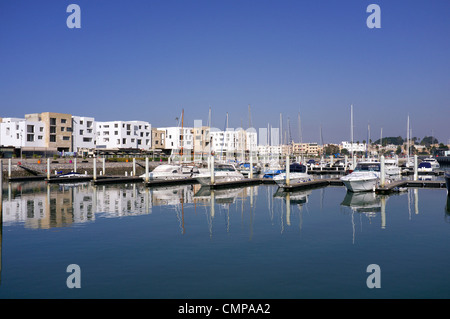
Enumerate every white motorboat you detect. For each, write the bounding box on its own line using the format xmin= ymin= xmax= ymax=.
xmin=340 ymin=161 xmax=381 ymax=192
xmin=273 ymin=163 xmax=313 ymax=187
xmin=195 ymin=163 xmax=244 ymax=186
xmin=237 ymin=162 xmax=261 ymax=176
xmin=56 ymin=171 xmax=89 ymax=178
xmin=139 ymin=164 xmax=196 ymax=180
xmin=418 ymin=157 xmax=440 ymax=172
xmin=262 ymin=160 xmax=284 ymax=178
xmin=384 ymin=159 xmax=401 ymax=176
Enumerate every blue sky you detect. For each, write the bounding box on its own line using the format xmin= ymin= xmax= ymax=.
xmin=1 ymin=0 xmax=449 ymax=144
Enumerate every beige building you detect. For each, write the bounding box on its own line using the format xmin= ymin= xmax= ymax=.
xmin=25 ymin=112 xmax=73 ymax=153
xmin=292 ymin=142 xmax=320 ymax=156
xmin=193 ymin=125 xmax=211 ymax=158
xmin=151 ymin=127 xmax=165 ymax=150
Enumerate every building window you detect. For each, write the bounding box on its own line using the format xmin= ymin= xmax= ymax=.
xmin=50 ymin=118 xmax=56 ymax=125
xmin=50 ymin=126 xmax=56 ymax=134
xmin=27 ymin=125 xmax=34 ymax=133
xmin=50 ymin=135 xmax=56 ymax=142
xmin=38 ymin=136 xmax=43 ymax=140
xmin=61 ymin=127 xmax=65 ymax=132
xmin=80 ymin=130 xmax=84 ymax=135
xmin=61 ymin=119 xmax=67 ymax=124
xmin=63 ymin=136 xmax=70 ymax=141
xmin=27 ymin=134 xmax=34 ymax=142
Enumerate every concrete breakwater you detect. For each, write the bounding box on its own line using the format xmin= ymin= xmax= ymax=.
xmin=1 ymin=158 xmax=161 ymax=178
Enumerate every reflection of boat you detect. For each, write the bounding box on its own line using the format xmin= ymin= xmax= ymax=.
xmin=194 ymin=186 xmax=242 ymax=204
xmin=195 ymin=163 xmax=244 ymax=186
xmin=445 ymin=171 xmax=450 ymax=194
xmin=139 ymin=164 xmax=197 ymax=180
xmin=273 ymin=163 xmax=313 ymax=187
xmin=340 ymin=162 xmax=381 ymax=192
xmin=340 ymin=191 xmax=381 ymax=213
xmin=446 ymin=196 xmax=450 ymax=216
xmin=151 ymin=185 xmax=193 ymax=206
xmin=273 ymin=188 xmax=311 ymax=205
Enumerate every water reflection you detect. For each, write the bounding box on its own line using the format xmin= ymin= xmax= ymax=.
xmin=1 ymin=181 xmax=448 ymax=236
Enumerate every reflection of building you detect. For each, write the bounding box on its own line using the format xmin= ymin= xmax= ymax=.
xmin=2 ymin=182 xmax=261 ymax=229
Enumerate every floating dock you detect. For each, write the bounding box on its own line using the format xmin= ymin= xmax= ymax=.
xmin=376 ymin=180 xmax=446 ymax=194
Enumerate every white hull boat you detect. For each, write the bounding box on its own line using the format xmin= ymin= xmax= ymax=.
xmin=140 ymin=164 xmax=197 ymax=180
xmin=273 ymin=172 xmax=313 ymax=187
xmin=195 ymin=163 xmax=244 ymax=186
xmin=384 ymin=159 xmax=401 ymax=176
xmin=273 ymin=164 xmax=312 ymax=187
xmin=340 ymin=162 xmax=381 ymax=192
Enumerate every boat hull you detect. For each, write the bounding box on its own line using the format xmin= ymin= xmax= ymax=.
xmin=196 ymin=174 xmax=244 ymax=186
xmin=273 ymin=173 xmax=313 ymax=187
xmin=342 ymin=177 xmax=378 ymax=192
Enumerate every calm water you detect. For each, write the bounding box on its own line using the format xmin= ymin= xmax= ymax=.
xmin=0 ymin=178 xmax=449 ymax=299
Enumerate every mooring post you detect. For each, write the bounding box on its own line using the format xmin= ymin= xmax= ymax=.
xmin=250 ymin=153 xmax=253 ymax=179
xmin=47 ymin=158 xmax=50 ymax=180
xmin=93 ymin=157 xmax=97 ymax=181
xmin=210 ymin=155 xmax=215 ymax=185
xmin=414 ymin=155 xmax=418 ymax=181
xmin=74 ymin=157 xmax=77 ymax=173
xmin=380 ymin=155 xmax=385 ymax=187
xmin=133 ymin=158 xmax=136 ymax=176
xmin=286 ymin=155 xmax=290 ymax=186
xmin=145 ymin=157 xmax=149 ymax=183
xmin=8 ymin=159 xmax=11 ymax=179
xmin=103 ymin=157 xmax=106 ymax=176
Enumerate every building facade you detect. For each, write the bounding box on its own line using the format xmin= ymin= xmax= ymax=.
xmin=95 ymin=120 xmax=152 ymax=150
xmin=25 ymin=112 xmax=73 ymax=153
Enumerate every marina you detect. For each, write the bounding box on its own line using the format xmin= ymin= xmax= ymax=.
xmin=0 ymin=174 xmax=449 ymax=299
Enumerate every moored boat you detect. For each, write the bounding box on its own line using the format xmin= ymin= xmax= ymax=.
xmin=273 ymin=163 xmax=313 ymax=187
xmin=139 ymin=164 xmax=197 ymax=180
xmin=340 ymin=161 xmax=381 ymax=192
xmin=195 ymin=163 xmax=244 ymax=186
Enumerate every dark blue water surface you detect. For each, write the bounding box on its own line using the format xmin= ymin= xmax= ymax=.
xmin=0 ymin=180 xmax=449 ymax=299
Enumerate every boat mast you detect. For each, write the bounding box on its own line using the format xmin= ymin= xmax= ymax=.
xmin=351 ymin=104 xmax=354 ymax=166
xmin=180 ymin=108 xmax=184 ymax=162
xmin=407 ymin=114 xmax=410 ymax=163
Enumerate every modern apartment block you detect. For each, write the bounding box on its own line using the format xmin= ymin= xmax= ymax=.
xmin=72 ymin=115 xmax=96 ymax=155
xmin=158 ymin=127 xmax=194 ymax=153
xmin=25 ymin=112 xmax=73 ymax=153
xmin=0 ymin=117 xmax=46 ymax=151
xmin=95 ymin=120 xmax=152 ymax=150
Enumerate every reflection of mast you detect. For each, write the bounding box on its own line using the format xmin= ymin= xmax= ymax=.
xmin=0 ymin=160 xmax=3 ymax=285
xmin=381 ymin=196 xmax=386 ymax=229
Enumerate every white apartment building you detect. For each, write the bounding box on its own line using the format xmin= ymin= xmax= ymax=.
xmin=72 ymin=115 xmax=96 ymax=155
xmin=0 ymin=117 xmax=46 ymax=150
xmin=96 ymin=120 xmax=152 ymax=150
xmin=341 ymin=141 xmax=367 ymax=153
xmin=158 ymin=127 xmax=194 ymax=153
